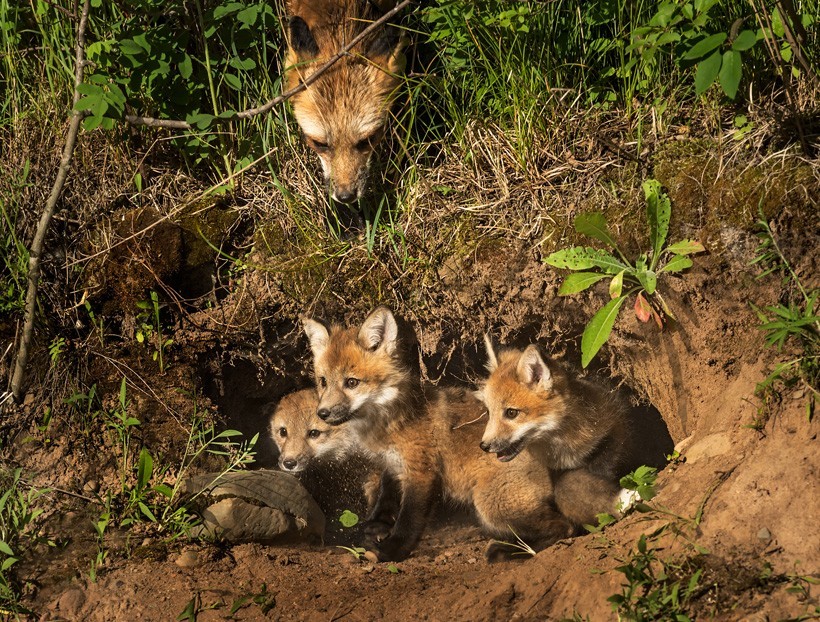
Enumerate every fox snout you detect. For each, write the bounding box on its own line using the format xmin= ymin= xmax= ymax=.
xmin=278 ymin=455 xmax=305 ymax=473
xmin=317 ymin=404 xmax=353 ymax=425
xmin=479 ymin=436 xmax=525 ymax=463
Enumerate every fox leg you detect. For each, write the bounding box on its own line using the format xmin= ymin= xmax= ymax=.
xmin=551 ymin=468 xmax=620 ymax=527
xmin=473 ymin=481 xmax=574 ymax=563
xmin=367 ymin=469 xmax=439 ymax=562
xmin=362 ymin=471 xmax=401 ymax=540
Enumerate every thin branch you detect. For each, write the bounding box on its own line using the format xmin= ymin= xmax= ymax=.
xmin=123 ymin=0 xmax=413 ymax=130
xmin=10 ymin=0 xmax=91 ymax=403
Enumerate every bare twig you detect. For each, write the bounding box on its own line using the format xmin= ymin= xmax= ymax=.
xmin=10 ymin=0 xmax=91 ymax=403
xmin=123 ymin=0 xmax=413 ymax=130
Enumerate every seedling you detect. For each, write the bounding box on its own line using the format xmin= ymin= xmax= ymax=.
xmin=336 ymin=545 xmax=368 ymax=560
xmin=546 ymin=180 xmax=705 ymax=367
xmin=136 ymin=291 xmax=173 ymax=373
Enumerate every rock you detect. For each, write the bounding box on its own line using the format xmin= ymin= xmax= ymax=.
xmin=757 ymin=527 xmax=771 ymax=542
xmin=175 ymin=549 xmax=199 ymax=569
xmin=683 ymin=432 xmax=732 ymax=464
xmin=363 ymin=551 xmax=379 ymax=564
xmin=467 ymin=557 xmax=477 ymax=564
xmin=182 ymin=470 xmax=325 ymax=543
xmin=57 ymin=588 xmax=86 ymax=617
xmin=83 ymin=480 xmax=99 ymax=494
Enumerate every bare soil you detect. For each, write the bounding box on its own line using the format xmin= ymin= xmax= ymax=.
xmin=2 ymin=146 xmax=818 ymax=621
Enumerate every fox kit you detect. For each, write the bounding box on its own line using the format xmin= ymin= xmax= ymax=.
xmin=476 ymin=337 xmax=634 ymax=528
xmin=284 ymin=1 xmax=405 ymax=203
xmin=269 ymin=388 xmax=354 ymax=473
xmin=303 ymin=307 xmax=573 ymax=562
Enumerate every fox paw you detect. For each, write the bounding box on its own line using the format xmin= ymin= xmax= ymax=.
xmin=368 ymin=535 xmax=411 ymax=562
xmin=362 ymin=519 xmax=393 ymax=541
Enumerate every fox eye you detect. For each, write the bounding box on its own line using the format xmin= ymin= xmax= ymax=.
xmin=355 ymin=130 xmax=381 ymax=152
xmin=278 ymin=427 xmax=288 ymax=438
xmin=503 ymin=408 xmax=520 ymax=420
xmin=345 ymin=377 xmax=360 ymax=389
xmin=307 ymin=136 xmax=329 ymax=152
xmin=319 ymin=377 xmax=327 ymax=388
xmin=307 ymin=429 xmax=321 ymax=439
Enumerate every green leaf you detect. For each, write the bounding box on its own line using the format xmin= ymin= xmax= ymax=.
xmin=387 ymin=564 xmax=400 ymax=574
xmin=682 ymin=32 xmax=726 ymax=60
xmin=581 ymin=296 xmax=627 ymax=368
xmin=665 ymin=239 xmax=705 ymax=255
xmin=695 ymin=49 xmax=721 ymax=95
xmin=609 ymin=270 xmax=624 ymax=299
xmin=558 ymin=272 xmax=608 ymax=295
xmin=137 ymin=448 xmax=153 ymax=490
xmin=179 ymin=54 xmax=193 ymax=79
xmin=574 ymin=212 xmax=618 ymax=248
xmin=0 ymin=540 xmax=14 ymax=556
xmin=186 ymin=113 xmax=215 ymax=129
xmin=119 ymin=39 xmax=144 ymax=57
xmin=138 ymin=501 xmax=157 ymax=522
xmin=661 ymin=255 xmax=693 ymax=273
xmin=643 ymin=180 xmax=670 ymax=266
xmin=339 ymin=510 xmax=359 ymax=528
xmin=719 ymin=49 xmax=742 ymax=99
xmin=636 ymin=270 xmax=657 ymax=294
xmin=732 ymin=29 xmax=757 ymax=51
xmin=224 ymin=73 xmax=242 ymax=90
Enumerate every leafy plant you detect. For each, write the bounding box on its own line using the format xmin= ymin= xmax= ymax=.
xmin=546 ymin=180 xmax=705 ymax=367
xmin=608 ymin=534 xmax=703 ymax=622
xmin=0 ymin=469 xmax=51 ymax=609
xmin=750 ymin=213 xmax=818 ymax=421
xmin=620 ymin=465 xmax=659 ymax=503
xmin=337 ymin=545 xmax=368 ymax=560
xmin=136 ymin=291 xmax=174 ymax=374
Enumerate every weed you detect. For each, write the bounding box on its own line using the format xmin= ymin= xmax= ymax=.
xmin=229 ymin=583 xmax=276 ymax=616
xmin=546 ymin=180 xmax=705 ymax=367
xmin=0 ymin=468 xmax=51 ymax=611
xmin=620 ymin=465 xmax=659 ymax=503
xmin=750 ymin=212 xmax=818 ymax=421
xmin=608 ymin=534 xmax=704 ymax=622
xmin=336 ymin=545 xmax=368 ymax=560
xmin=490 ymin=527 xmax=537 ymax=559
xmin=135 ymin=291 xmax=174 ymax=374
xmin=104 ymin=378 xmax=141 ymax=491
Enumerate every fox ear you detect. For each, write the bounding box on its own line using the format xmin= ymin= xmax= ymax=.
xmin=483 ymin=334 xmax=498 ymax=373
xmin=303 ymin=317 xmax=330 ymax=359
xmin=366 ymin=24 xmax=406 ymax=73
xmin=288 ymin=16 xmax=319 ymax=59
xmin=516 ymin=345 xmax=553 ymax=392
xmin=359 ymin=306 xmax=398 ymax=353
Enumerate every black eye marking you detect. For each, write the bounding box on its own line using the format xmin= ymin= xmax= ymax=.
xmin=503 ymin=408 xmax=520 ymax=420
xmin=307 ymin=429 xmax=321 ymax=439
xmin=279 ymin=427 xmax=288 ymax=437
xmin=319 ymin=377 xmax=327 ymax=388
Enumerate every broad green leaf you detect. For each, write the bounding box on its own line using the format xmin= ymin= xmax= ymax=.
xmin=661 ymin=255 xmax=693 ymax=273
xmin=224 ymin=73 xmax=242 ymax=90
xmin=237 ymin=5 xmax=260 ymax=26
xmin=558 ymin=272 xmax=607 ymax=296
xmin=574 ymin=212 xmax=618 ymax=248
xmin=682 ymin=32 xmax=726 ymax=60
xmin=153 ymin=484 xmax=174 ymax=498
xmin=186 ymin=113 xmax=215 ymax=129
xmin=609 ymin=270 xmax=624 ymax=299
xmin=719 ymin=50 xmax=742 ymax=99
xmin=545 ymin=247 xmax=600 ymax=270
xmin=643 ymin=180 xmax=670 ymax=263
xmin=178 ymin=54 xmax=193 ymax=79
xmin=581 ymin=296 xmax=627 ymax=368
xmin=588 ymin=251 xmax=630 ymax=275
xmin=695 ymin=50 xmax=721 ymax=95
xmin=213 ymin=2 xmax=244 ymax=19
xmin=119 ymin=39 xmax=144 ymax=57
xmin=636 ymin=269 xmax=657 ymax=294
xmin=665 ymin=239 xmax=705 ymax=255
xmin=138 ymin=502 xmax=157 ymax=522
xmin=339 ymin=510 xmax=359 ymax=527
xmin=731 ymin=29 xmax=757 ymax=51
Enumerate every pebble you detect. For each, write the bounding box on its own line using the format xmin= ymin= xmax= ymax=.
xmin=83 ymin=480 xmax=100 ymax=494
xmin=141 ymin=538 xmax=154 ymax=547
xmin=467 ymin=557 xmax=477 ymax=564
xmin=757 ymin=527 xmax=772 ymax=542
xmin=363 ymin=551 xmax=379 ymax=564
xmin=175 ymin=549 xmax=199 ymax=568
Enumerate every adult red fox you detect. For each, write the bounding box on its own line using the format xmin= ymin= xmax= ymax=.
xmin=302 ymin=307 xmax=574 ymax=561
xmin=284 ymin=1 xmax=405 ymax=203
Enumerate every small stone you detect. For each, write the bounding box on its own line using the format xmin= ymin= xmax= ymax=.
xmin=444 ymin=550 xmax=455 ymax=558
xmin=175 ymin=549 xmax=199 ymax=568
xmin=363 ymin=551 xmax=379 ymax=564
xmin=83 ymin=480 xmax=99 ymax=494
xmin=434 ymin=554 xmax=447 ymax=564
xmin=467 ymin=557 xmax=477 ymax=564
xmin=362 ymin=564 xmax=375 ymax=574
xmin=57 ymin=588 xmax=86 ymax=616
xmin=141 ymin=538 xmax=154 ymax=547
xmin=757 ymin=527 xmax=771 ymax=542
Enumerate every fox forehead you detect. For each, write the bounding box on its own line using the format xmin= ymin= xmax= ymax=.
xmin=314 ymin=329 xmax=399 ymax=381
xmin=484 ymin=354 xmax=554 ymax=412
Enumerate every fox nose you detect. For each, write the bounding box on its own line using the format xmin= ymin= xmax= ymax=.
xmin=282 ymin=458 xmax=297 ymax=470
xmin=317 ymin=408 xmax=330 ymax=421
xmin=479 ymin=441 xmax=492 ymax=453
xmin=333 ymin=187 xmax=358 ymax=204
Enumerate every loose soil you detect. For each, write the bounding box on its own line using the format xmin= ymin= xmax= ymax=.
xmin=2 ymin=144 xmax=818 ymax=621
